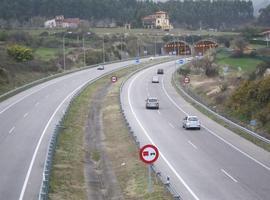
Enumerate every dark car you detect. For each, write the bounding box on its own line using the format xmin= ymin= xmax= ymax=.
xmin=157 ymin=69 xmax=164 ymax=74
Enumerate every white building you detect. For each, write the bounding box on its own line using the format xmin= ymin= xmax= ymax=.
xmin=44 ymin=19 xmax=56 ymax=28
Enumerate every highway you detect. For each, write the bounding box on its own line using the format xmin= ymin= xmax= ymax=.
xmin=121 ymin=61 xmax=270 ymax=200
xmin=0 ymin=58 xmax=150 ymax=200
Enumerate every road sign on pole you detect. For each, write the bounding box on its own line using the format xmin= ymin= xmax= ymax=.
xmin=111 ymin=76 xmax=117 ymax=83
xmin=140 ymin=144 xmax=159 ymax=193
xmin=140 ymin=144 xmax=159 ymax=164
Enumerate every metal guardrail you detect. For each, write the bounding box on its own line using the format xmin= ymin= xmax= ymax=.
xmin=37 ymin=60 xmax=149 ymax=200
xmin=172 ymin=71 xmax=270 ymax=145
xmin=0 ymin=56 xmax=149 ymax=102
xmin=38 ymin=57 xmax=172 ymax=200
xmin=119 ymin=59 xmax=183 ymax=200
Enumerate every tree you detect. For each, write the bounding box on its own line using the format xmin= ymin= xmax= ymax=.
xmin=233 ymin=37 xmax=248 ymax=57
xmin=7 ymin=45 xmax=34 ymax=62
xmin=258 ymin=4 xmax=270 ymax=26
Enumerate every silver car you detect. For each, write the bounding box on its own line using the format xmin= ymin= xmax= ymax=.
xmin=152 ymin=76 xmax=159 ymax=83
xmin=182 ymin=116 xmax=201 ymax=130
xmin=145 ymin=97 xmax=159 ymax=109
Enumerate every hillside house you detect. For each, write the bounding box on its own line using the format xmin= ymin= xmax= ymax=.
xmin=142 ymin=11 xmax=173 ymax=31
xmin=44 ymin=15 xmax=80 ymax=29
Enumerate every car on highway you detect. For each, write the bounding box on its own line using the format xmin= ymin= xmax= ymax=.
xmin=157 ymin=68 xmax=164 ymax=74
xmin=152 ymin=76 xmax=159 ymax=83
xmin=97 ymin=65 xmax=104 ymax=70
xmin=145 ymin=97 xmax=159 ymax=109
xmin=182 ymin=116 xmax=201 ymax=130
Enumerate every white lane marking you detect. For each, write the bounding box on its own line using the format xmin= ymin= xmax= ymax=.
xmin=9 ymin=126 xmax=15 ymax=134
xmin=221 ymin=169 xmax=238 ymax=183
xmin=35 ymin=102 xmax=39 ymax=107
xmin=127 ymin=68 xmax=200 ymax=200
xmin=157 ymin=110 xmax=161 ymax=115
xmin=161 ymin=77 xmax=270 ymax=171
xmin=0 ymin=78 xmax=71 ymax=115
xmin=19 ymin=78 xmax=93 ymax=200
xmin=169 ymin=122 xmax=175 ymax=129
xmin=188 ymin=141 xmax=198 ymax=150
xmin=23 ymin=113 xmax=29 ymax=118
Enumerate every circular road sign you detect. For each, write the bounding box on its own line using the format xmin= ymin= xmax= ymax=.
xmin=140 ymin=144 xmax=159 ymax=164
xmin=111 ymin=76 xmax=118 ymax=83
xmin=184 ymin=76 xmax=190 ymax=84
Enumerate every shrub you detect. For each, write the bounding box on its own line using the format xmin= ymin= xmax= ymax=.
xmin=177 ymin=67 xmax=190 ymax=76
xmin=7 ymin=44 xmax=34 ymax=62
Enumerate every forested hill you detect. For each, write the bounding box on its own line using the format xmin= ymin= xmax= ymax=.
xmin=0 ymin=0 xmax=254 ymax=28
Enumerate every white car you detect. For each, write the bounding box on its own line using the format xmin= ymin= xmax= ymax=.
xmin=152 ymin=76 xmax=159 ymax=83
xmin=97 ymin=65 xmax=104 ymax=70
xmin=182 ymin=116 xmax=201 ymax=130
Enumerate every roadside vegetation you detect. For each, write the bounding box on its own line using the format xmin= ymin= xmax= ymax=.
xmin=177 ymin=34 xmax=270 ymax=138
xmin=49 ymin=60 xmax=172 ymax=200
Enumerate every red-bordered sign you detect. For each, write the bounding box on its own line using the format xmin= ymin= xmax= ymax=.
xmin=111 ymin=76 xmax=117 ymax=83
xmin=184 ymin=76 xmax=190 ymax=84
xmin=140 ymin=144 xmax=159 ymax=164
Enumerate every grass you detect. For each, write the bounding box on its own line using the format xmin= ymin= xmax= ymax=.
xmin=216 ymin=51 xmax=262 ymax=72
xmin=102 ymin=72 xmax=172 ymax=200
xmin=90 ymin=27 xmax=238 ymax=37
xmin=48 ymin=58 xmax=173 ymax=200
xmin=34 ymin=48 xmax=59 ymax=61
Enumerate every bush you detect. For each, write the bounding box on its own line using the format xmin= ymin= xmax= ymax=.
xmin=0 ymin=67 xmax=9 ymax=83
xmin=7 ymin=44 xmax=34 ymax=62
xmin=177 ymin=67 xmax=190 ymax=76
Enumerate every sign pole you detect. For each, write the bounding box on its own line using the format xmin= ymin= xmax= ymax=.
xmin=139 ymin=144 xmax=159 ymax=194
xmin=148 ymin=164 xmax=152 ymax=193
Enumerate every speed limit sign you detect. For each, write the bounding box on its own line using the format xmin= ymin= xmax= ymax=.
xmin=140 ymin=144 xmax=159 ymax=164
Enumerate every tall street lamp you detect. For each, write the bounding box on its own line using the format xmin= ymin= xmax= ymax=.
xmin=63 ymin=31 xmax=72 ymax=71
xmin=82 ymin=32 xmax=91 ymax=67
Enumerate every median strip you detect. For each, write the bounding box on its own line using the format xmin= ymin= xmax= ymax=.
xmin=48 ymin=58 xmax=173 ymax=200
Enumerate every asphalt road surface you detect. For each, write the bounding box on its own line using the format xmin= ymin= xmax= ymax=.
xmin=121 ymin=60 xmax=270 ymax=200
xmin=0 ymin=58 xmax=150 ymax=200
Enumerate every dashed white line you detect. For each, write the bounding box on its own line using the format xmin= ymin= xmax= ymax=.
xmin=127 ymin=67 xmax=200 ymax=200
xmin=221 ymin=169 xmax=238 ymax=183
xmin=169 ymin=122 xmax=175 ymax=128
xmin=9 ymin=126 xmax=15 ymax=134
xmin=23 ymin=113 xmax=29 ymax=118
xmin=188 ymin=140 xmax=198 ymax=150
xmin=161 ymin=77 xmax=270 ymax=172
xmin=35 ymin=102 xmax=40 ymax=107
xmin=157 ymin=110 xmax=161 ymax=115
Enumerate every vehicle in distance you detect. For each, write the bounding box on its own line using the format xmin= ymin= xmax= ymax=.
xmin=182 ymin=116 xmax=201 ymax=130
xmin=157 ymin=68 xmax=164 ymax=74
xmin=97 ymin=65 xmax=104 ymax=70
xmin=152 ymin=76 xmax=159 ymax=83
xmin=145 ymin=97 xmax=159 ymax=109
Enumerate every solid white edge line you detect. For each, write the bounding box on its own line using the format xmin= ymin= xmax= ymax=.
xmin=161 ymin=76 xmax=270 ymax=172
xmin=127 ymin=67 xmax=200 ymax=200
xmin=188 ymin=141 xmax=198 ymax=150
xmin=0 ymin=77 xmax=72 ymax=115
xmin=221 ymin=169 xmax=238 ymax=183
xmin=18 ymin=79 xmax=90 ymax=200
xmin=9 ymin=126 xmax=15 ymax=134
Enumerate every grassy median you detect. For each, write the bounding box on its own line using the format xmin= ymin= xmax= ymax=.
xmin=48 ymin=59 xmax=172 ymax=200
